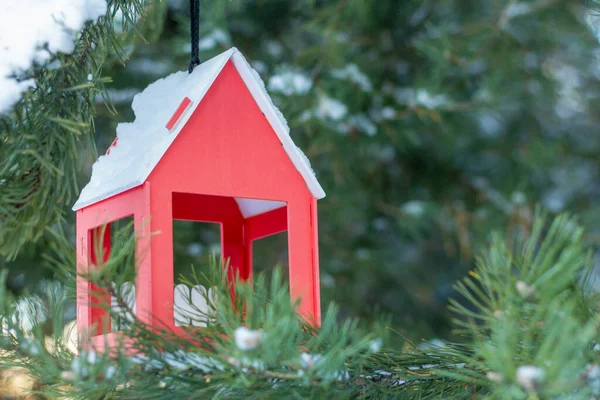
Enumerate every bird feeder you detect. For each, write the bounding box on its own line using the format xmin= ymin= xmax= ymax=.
xmin=73 ymin=48 xmax=325 ymax=349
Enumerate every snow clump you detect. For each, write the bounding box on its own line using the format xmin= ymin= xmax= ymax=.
xmin=0 ymin=0 xmax=107 ymax=114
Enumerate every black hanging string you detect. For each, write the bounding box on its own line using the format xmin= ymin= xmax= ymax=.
xmin=188 ymin=0 xmax=200 ymax=73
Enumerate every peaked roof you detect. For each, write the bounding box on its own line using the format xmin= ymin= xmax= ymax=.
xmin=73 ymin=48 xmax=325 ymax=211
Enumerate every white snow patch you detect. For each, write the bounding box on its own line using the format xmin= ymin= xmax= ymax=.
xmin=516 ymin=281 xmax=535 ymax=298
xmin=86 ymin=350 xmax=98 ymax=364
xmin=402 ymin=201 xmax=425 ymax=217
xmin=516 ymin=365 xmax=545 ymax=391
xmin=418 ymin=338 xmax=446 ymax=349
xmin=68 ymin=350 xmax=101 ymax=378
xmin=414 ymin=89 xmax=449 ymax=109
xmin=295 ymin=146 xmax=311 ymax=169
xmin=298 ymin=110 xmax=313 ymax=122
xmin=265 ymin=40 xmax=284 ymax=58
xmin=0 ymin=0 xmax=107 ymax=114
xmin=134 ymin=351 xmax=223 ymax=373
xmin=375 ymin=370 xmax=392 ymax=376
xmin=321 ymin=273 xmax=335 ymax=288
xmin=478 ymin=113 xmax=503 ymax=138
xmin=587 ymin=364 xmax=600 ymax=395
xmin=187 ymin=243 xmax=203 ymax=256
xmin=298 ymin=352 xmax=348 ymax=381
xmin=542 ymin=189 xmax=566 ymax=212
xmin=331 ymin=64 xmax=372 ymax=92
xmin=19 ymin=338 xmax=42 ymax=356
xmin=372 ymin=217 xmax=388 ymax=231
xmin=300 ymin=352 xmax=322 ymax=369
xmin=104 ymin=365 xmax=117 ymax=380
xmin=348 ymin=114 xmax=377 ymax=136
xmin=162 ymin=351 xmax=190 ymax=370
xmin=380 ymin=106 xmax=396 ymax=120
xmin=505 ymin=3 xmax=532 ymax=19
xmin=209 ymin=243 xmax=221 ymax=255
xmin=73 ymin=48 xmax=325 ymax=210
xmin=130 ymin=354 xmax=164 ymax=372
xmin=372 ymin=144 xmax=395 ymax=163
xmin=369 ymin=338 xmax=383 ymax=352
xmin=511 ymin=191 xmax=526 ymax=205
xmin=12 ymin=296 xmax=48 ymax=332
xmin=588 ymin=12 xmax=600 ymax=43
xmin=396 ymin=88 xmax=449 ymax=109
xmin=234 ymin=327 xmax=264 ymax=351
xmin=229 ymin=356 xmax=265 ymax=371
xmin=486 ymin=371 xmax=504 ymax=383
xmin=234 ymin=198 xmax=286 ymax=218
xmin=315 ymin=94 xmax=348 ymax=121
xmin=268 ymin=69 xmax=312 ymax=96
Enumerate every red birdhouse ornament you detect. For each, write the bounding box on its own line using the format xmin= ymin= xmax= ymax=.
xmin=73 ymin=48 xmax=325 ymax=349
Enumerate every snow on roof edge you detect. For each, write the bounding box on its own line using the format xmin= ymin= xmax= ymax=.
xmin=73 ymin=47 xmax=324 ymax=211
xmin=73 ymin=181 xmax=144 ymax=211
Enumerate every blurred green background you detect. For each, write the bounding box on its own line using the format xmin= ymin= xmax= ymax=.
xmin=4 ymin=0 xmax=600 ymax=342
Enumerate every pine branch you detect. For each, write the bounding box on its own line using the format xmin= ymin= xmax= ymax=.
xmin=0 ymin=0 xmax=168 ymax=260
xmin=1 ymin=213 xmax=597 ymax=398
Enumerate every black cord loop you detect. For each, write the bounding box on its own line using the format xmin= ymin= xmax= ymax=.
xmin=188 ymin=0 xmax=200 ymax=73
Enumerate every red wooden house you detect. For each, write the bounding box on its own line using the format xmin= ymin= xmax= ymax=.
xmin=73 ymin=48 xmax=325 ymax=348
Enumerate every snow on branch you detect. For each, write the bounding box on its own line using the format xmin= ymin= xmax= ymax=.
xmin=0 ymin=0 xmax=107 ymax=114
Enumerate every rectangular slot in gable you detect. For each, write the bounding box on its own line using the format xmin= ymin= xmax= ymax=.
xmin=166 ymin=97 xmax=193 ymax=131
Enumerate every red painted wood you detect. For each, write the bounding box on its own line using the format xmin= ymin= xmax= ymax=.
xmin=77 ymin=59 xmax=322 ymax=349
xmin=172 ymin=192 xmax=242 ymax=225
xmin=89 ymin=225 xmax=111 ymax=335
xmin=90 ymin=331 xmax=138 ymax=354
xmin=147 ymin=187 xmax=173 ymax=327
xmin=243 ymin=206 xmax=288 ymax=283
xmin=172 ymin=191 xmax=247 ymax=284
xmin=166 ymin=97 xmax=192 ymax=130
xmin=149 ymin=62 xmax=310 ymax=201
xmin=287 ymin=195 xmax=320 ymax=325
xmin=223 ymin=219 xmax=247 ymax=282
xmin=76 ymin=186 xmax=149 ymax=345
xmin=245 ymin=206 xmax=287 ymax=241
xmin=244 ymin=234 xmax=254 ymax=282
xmin=132 ymin=183 xmax=152 ymax=327
xmin=106 ymin=137 xmax=118 ymax=155
xmin=309 ymin=198 xmax=321 ymax=325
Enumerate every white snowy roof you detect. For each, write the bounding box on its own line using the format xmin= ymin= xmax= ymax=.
xmin=73 ymin=48 xmax=325 ymax=215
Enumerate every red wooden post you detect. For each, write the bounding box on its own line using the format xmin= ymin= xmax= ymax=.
xmin=243 ymin=235 xmax=254 ymax=282
xmin=287 ymin=196 xmax=321 ymax=326
xmin=134 ymin=183 xmax=153 ymax=327
xmin=309 ymin=198 xmax=321 ymax=325
xmin=222 ymin=219 xmax=247 ymax=283
xmin=76 ymin=215 xmax=91 ymax=342
xmin=146 ymin=188 xmax=174 ymax=328
xmin=89 ymin=225 xmax=112 ymax=335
